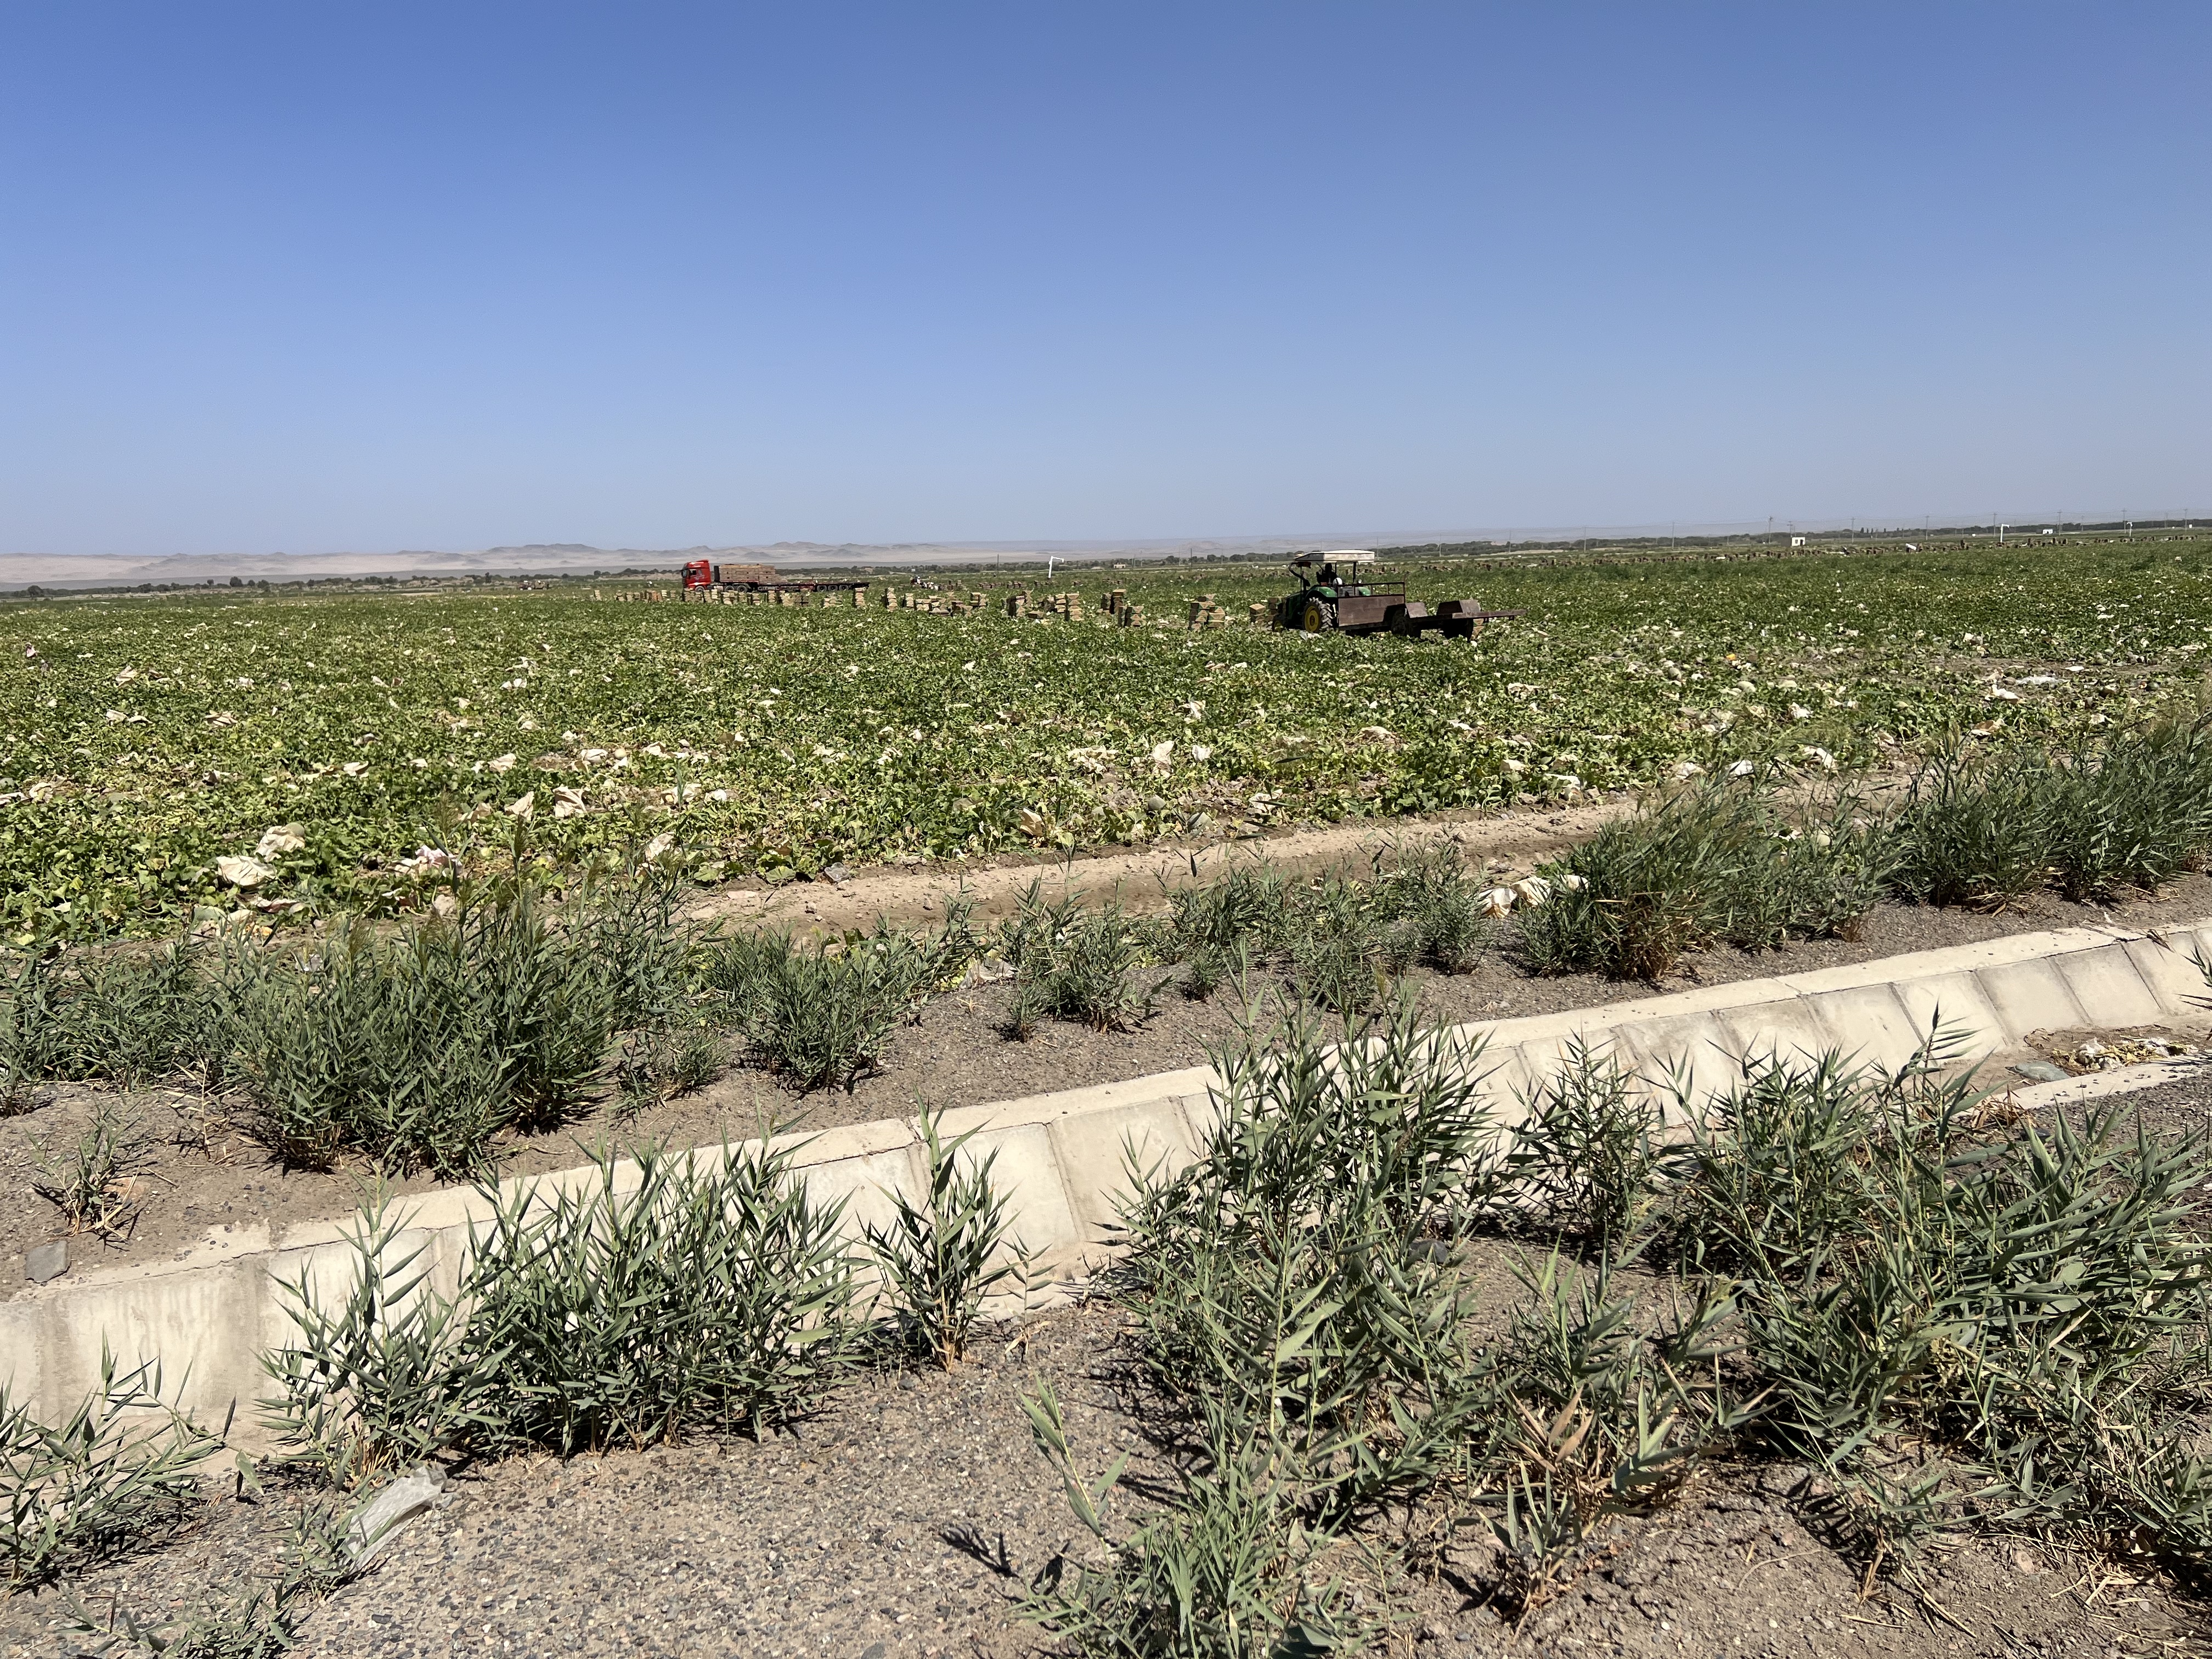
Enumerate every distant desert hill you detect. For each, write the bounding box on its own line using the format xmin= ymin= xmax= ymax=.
xmin=0 ymin=531 xmax=1487 ymax=591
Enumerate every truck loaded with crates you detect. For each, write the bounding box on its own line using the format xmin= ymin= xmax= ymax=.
xmin=678 ymin=560 xmax=867 ymax=602
xmin=1273 ymin=550 xmax=1521 ymax=639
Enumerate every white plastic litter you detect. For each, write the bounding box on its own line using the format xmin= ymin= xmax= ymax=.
xmin=348 ymin=1464 xmax=451 ymax=1567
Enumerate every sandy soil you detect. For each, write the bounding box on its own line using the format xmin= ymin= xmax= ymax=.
xmin=11 ymin=870 xmax=2212 ymax=1296
xmin=681 ymin=797 xmax=1639 ymax=940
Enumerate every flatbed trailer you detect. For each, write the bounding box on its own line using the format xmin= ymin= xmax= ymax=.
xmin=679 ymin=560 xmax=867 ymax=601
xmin=1274 ymin=551 xmax=1522 ymax=638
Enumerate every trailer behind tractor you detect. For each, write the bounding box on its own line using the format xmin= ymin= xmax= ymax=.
xmin=1273 ymin=551 xmax=1521 ymax=639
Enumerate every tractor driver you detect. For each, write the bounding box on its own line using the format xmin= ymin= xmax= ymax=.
xmin=1318 ymin=561 xmax=1372 ymax=598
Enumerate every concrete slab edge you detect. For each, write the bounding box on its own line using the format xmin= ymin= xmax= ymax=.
xmin=8 ymin=916 xmax=2210 ymax=1447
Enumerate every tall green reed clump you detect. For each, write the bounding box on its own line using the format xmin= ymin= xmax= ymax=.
xmin=2036 ymin=714 xmax=2212 ymax=898
xmin=0 ymin=863 xmax=697 ymax=1173
xmin=1890 ymin=713 xmax=2212 ymax=909
xmin=1671 ymin=1032 xmax=2212 ymax=1579
xmin=1517 ymin=779 xmax=1891 ymax=980
xmin=1000 ymin=884 xmax=1162 ymax=1031
xmin=462 ymin=1144 xmax=864 ymax=1453
xmin=1025 ymin=996 xmax=1750 ymax=1652
xmin=1158 ymin=861 xmax=1291 ymax=1000
xmin=1025 ymin=995 xmax=1500 ymax=1654
xmin=2 ymin=1355 xmax=223 ymax=1589
xmin=262 ymin=1142 xmax=864 ymax=1476
xmin=864 ymin=1106 xmax=1028 ymax=1368
xmin=224 ymin=882 xmax=637 ymax=1176
xmin=1156 ymin=843 xmax=1492 ymax=1017
xmin=702 ymin=902 xmax=978 ymax=1088
xmin=2046 ymin=704 xmax=2212 ymax=897
xmin=260 ymin=1197 xmax=497 ymax=1489
xmin=0 ymin=939 xmax=220 ymax=1102
xmin=1883 ymin=746 xmax=2054 ymax=910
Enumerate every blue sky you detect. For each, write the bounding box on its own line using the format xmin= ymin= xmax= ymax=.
xmin=3 ymin=3 xmax=2207 ymax=555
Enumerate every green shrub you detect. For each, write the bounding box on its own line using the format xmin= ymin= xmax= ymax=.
xmin=462 ymin=1143 xmax=864 ymax=1453
xmin=2 ymin=1354 xmax=221 ymax=1589
xmin=261 ymin=1197 xmax=494 ymax=1489
xmin=1115 ymin=996 xmax=1498 ymax=1517
xmin=1028 ymin=1000 xmax=1498 ymax=1655
xmin=1886 ymin=747 xmax=2051 ymax=909
xmin=0 ymin=940 xmax=215 ymax=1093
xmin=1888 ymin=715 xmax=2212 ymax=910
xmin=1469 ymin=1257 xmax=1751 ymax=1610
xmin=1372 ymin=840 xmax=1493 ymax=974
xmin=565 ymin=864 xmax=694 ymax=1030
xmin=31 ymin=1098 xmax=157 ymax=1239
xmin=1285 ymin=876 xmax=1390 ymax=1015
xmin=862 ymin=1106 xmax=1026 ymax=1367
xmin=1159 ymin=861 xmax=1293 ymax=964
xmin=705 ymin=927 xmax=941 ymax=1088
xmin=264 ymin=1146 xmax=866 ymax=1472
xmin=1517 ymin=782 xmax=1887 ymax=980
xmin=225 ymin=890 xmax=618 ymax=1176
xmin=1503 ymin=1040 xmax=1675 ymax=1247
xmin=612 ymin=1023 xmax=727 ymax=1119
xmin=1023 ymin=1384 xmax=1369 ymax=1659
xmin=1032 ymin=998 xmax=1758 ymax=1649
xmin=0 ymin=869 xmax=696 ymax=1172
xmin=1001 ymin=889 xmax=1160 ymax=1031
xmin=2036 ymin=714 xmax=2212 ymax=900
xmin=1671 ymin=1032 xmax=2212 ymax=1578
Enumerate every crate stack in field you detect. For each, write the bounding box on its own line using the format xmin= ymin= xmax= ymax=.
xmin=1049 ymin=591 xmax=1084 ymax=622
xmin=1005 ymin=590 xmax=1030 ymax=618
xmin=1187 ymin=593 xmax=1230 ymax=630
xmin=1248 ymin=602 xmax=1270 ymax=626
xmin=1119 ymin=602 xmax=1145 ymax=627
xmin=1102 ymin=588 xmax=1130 ymax=623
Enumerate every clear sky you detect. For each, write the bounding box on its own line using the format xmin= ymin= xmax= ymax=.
xmin=3 ymin=3 xmax=2207 ymax=556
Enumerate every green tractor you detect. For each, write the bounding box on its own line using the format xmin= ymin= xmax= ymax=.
xmin=1273 ymin=551 xmax=1521 ymax=639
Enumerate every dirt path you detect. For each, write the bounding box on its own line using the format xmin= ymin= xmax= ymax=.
xmin=684 ymin=798 xmax=1637 ymax=936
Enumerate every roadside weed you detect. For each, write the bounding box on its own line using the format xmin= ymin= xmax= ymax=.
xmin=864 ymin=1105 xmax=1028 ymax=1367
xmin=1517 ymin=781 xmax=1886 ymax=980
xmin=31 ymin=1099 xmax=157 ymax=1239
xmin=462 ymin=1143 xmax=864 ymax=1453
xmin=1 ymin=1355 xmax=222 ymax=1590
xmin=261 ymin=1196 xmax=492 ymax=1489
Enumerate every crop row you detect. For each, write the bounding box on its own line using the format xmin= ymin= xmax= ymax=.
xmin=10 ymin=713 xmax=2212 ymax=1188
xmin=2 ymin=541 xmax=2209 ymax=940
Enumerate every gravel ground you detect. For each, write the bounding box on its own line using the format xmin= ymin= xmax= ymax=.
xmin=11 ymin=1080 xmax=2212 ymax=1659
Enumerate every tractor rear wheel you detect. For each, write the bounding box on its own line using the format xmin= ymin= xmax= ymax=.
xmin=1300 ymin=599 xmax=1335 ymax=633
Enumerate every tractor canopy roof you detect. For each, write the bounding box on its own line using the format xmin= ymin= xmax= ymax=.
xmin=1291 ymin=549 xmax=1377 ymax=567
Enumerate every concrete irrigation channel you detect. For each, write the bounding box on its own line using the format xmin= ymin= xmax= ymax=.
xmin=7 ymin=915 xmax=2212 ymax=1452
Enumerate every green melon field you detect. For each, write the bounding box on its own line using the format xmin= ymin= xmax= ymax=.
xmin=3 ymin=539 xmax=2208 ymax=940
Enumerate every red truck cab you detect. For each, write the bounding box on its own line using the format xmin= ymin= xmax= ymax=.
xmin=681 ymin=559 xmax=715 ymax=590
